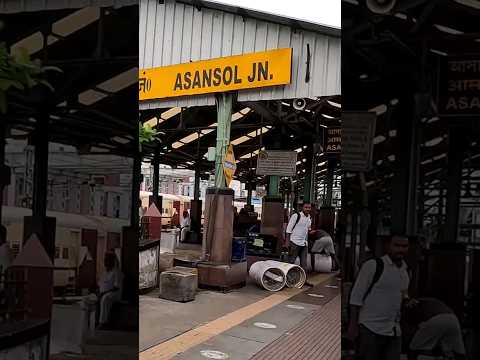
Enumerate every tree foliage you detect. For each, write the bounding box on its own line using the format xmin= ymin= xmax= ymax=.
xmin=0 ymin=22 xmax=61 ymax=113
xmin=139 ymin=122 xmax=159 ymax=153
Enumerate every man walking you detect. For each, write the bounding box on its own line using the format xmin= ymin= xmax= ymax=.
xmin=347 ymin=234 xmax=411 ymax=360
xmin=286 ymin=203 xmax=312 ymax=271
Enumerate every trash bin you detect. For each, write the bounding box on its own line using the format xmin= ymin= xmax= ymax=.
xmin=232 ymin=237 xmax=247 ymax=262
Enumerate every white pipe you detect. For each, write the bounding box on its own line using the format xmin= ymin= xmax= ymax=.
xmin=294 ymin=253 xmax=333 ymax=273
xmin=264 ymin=260 xmax=306 ymax=288
xmin=249 ymin=261 xmax=287 ymax=292
xmin=309 ymin=254 xmax=333 ymax=273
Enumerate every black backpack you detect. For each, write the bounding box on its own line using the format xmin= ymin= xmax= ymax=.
xmin=360 ymin=257 xmax=384 ymax=302
xmin=290 ymin=212 xmax=302 ymax=232
xmin=347 ymin=257 xmax=410 ymax=312
xmin=347 ymin=257 xmax=384 ymax=307
xmin=343 ymin=258 xmax=384 ymax=331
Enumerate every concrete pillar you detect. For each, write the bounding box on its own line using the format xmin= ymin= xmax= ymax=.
xmin=202 ymin=92 xmax=235 ymax=260
xmin=190 ymin=163 xmax=203 ymax=240
xmin=246 ymin=180 xmax=253 ymax=206
xmin=351 ymin=211 xmax=359 ymax=278
xmin=194 ymin=164 xmax=201 ymax=201
xmin=131 ymin=150 xmax=141 ymax=227
xmin=303 ymin=146 xmax=313 ymax=203
xmin=268 ymin=176 xmax=279 ymax=197
xmin=32 ymin=113 xmax=49 ymax=221
xmin=23 ymin=112 xmax=56 ymax=261
xmin=292 ymin=182 xmax=299 ymax=212
xmin=391 ymin=94 xmax=420 ymax=236
xmin=0 ymin=121 xmax=9 ymax=223
xmin=203 ymin=188 xmax=234 ymax=264
xmin=445 ymin=127 xmax=466 ymax=243
xmin=324 ymin=159 xmax=335 ymax=206
xmin=152 ymin=150 xmax=160 ymax=208
xmin=121 ymin=127 xmax=141 ymax=302
xmin=260 ymin=197 xmax=284 ymax=255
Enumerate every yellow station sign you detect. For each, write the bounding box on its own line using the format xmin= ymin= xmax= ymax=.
xmin=223 ymin=144 xmax=236 ymax=187
xmin=139 ymin=48 xmax=292 ymax=100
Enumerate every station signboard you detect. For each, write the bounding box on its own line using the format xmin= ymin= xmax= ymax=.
xmin=438 ymin=55 xmax=480 ymax=116
xmin=324 ymin=126 xmax=341 ymax=154
xmin=139 ymin=48 xmax=292 ymax=101
xmin=256 ymin=150 xmax=297 ymax=177
xmin=341 ymin=112 xmax=376 ymax=172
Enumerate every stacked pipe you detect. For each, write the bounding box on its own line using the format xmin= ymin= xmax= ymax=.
xmin=249 ymin=260 xmax=306 ymax=291
xmin=264 ymin=260 xmax=306 ymax=288
xmin=249 ymin=261 xmax=286 ymax=292
xmin=294 ymin=254 xmax=333 ymax=273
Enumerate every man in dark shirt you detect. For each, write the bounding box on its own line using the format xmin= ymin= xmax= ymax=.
xmin=403 ymin=298 xmax=465 ymax=360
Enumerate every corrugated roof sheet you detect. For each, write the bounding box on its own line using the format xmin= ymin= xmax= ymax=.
xmin=139 ymin=0 xmax=341 ymax=109
xmin=177 ymin=0 xmax=340 ymax=37
xmin=0 ymin=0 xmax=136 ymax=13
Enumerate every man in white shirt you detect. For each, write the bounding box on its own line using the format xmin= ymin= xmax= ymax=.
xmin=347 ymin=234 xmax=411 ymax=360
xmin=286 ymin=203 xmax=312 ymax=271
xmin=98 ymin=252 xmax=123 ymax=329
xmin=180 ymin=210 xmax=191 ymax=242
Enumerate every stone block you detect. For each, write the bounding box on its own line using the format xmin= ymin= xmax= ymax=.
xmin=160 ymin=270 xmax=197 ymax=302
xmin=159 ymin=253 xmax=176 ymax=272
xmin=171 ymin=266 xmax=198 ymax=289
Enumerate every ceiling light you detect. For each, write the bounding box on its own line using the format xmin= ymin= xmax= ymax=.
xmin=369 ymin=104 xmax=387 ymax=115
xmin=434 ymin=24 xmax=464 ymax=35
xmin=424 ymin=137 xmax=444 ymax=147
xmin=454 ymin=0 xmax=480 ymax=10
xmin=430 ymin=49 xmax=448 ymax=57
xmin=327 ymin=100 xmax=341 ymax=108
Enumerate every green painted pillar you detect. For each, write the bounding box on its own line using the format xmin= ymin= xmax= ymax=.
xmin=268 ymin=176 xmax=279 ymax=197
xmin=214 ymin=93 xmax=233 ymax=188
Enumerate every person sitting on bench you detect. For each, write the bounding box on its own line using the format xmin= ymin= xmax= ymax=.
xmin=180 ymin=210 xmax=191 ymax=242
xmin=97 ymin=252 xmax=123 ymax=329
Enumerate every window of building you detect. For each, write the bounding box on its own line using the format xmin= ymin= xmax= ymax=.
xmin=55 ymin=247 xmax=60 ymax=259
xmin=62 ymin=247 xmax=69 ymax=259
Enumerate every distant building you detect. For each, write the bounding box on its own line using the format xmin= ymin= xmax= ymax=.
xmin=4 ymin=141 xmax=132 ymax=220
xmin=141 ymin=163 xmax=209 ymax=199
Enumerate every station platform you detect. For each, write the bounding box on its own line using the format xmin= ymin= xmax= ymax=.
xmin=50 ymin=330 xmax=137 ymax=360
xmin=140 ymin=272 xmax=340 ymax=360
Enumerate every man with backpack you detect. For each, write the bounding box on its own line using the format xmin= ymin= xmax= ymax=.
xmin=347 ymin=234 xmax=412 ymax=360
xmin=286 ymin=203 xmax=312 ymax=271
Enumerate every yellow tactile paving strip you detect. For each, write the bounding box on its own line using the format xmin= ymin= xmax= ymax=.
xmin=140 ymin=272 xmax=336 ymax=360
